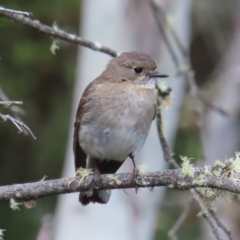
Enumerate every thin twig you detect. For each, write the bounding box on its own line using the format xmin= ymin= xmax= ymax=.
xmin=210 ymin=210 xmax=233 ymax=240
xmin=0 ymin=114 xmax=36 ymax=139
xmin=152 ymin=1 xmax=231 ymax=239
xmin=156 ymin=86 xmax=223 ymax=240
xmin=0 ymin=7 xmax=117 ymax=58
xmin=0 ymin=86 xmax=25 ymax=115
xmin=193 ymin=190 xmax=222 ymax=240
xmin=156 ymin=91 xmax=178 ymax=168
xmin=200 ymin=212 xmax=222 ymax=239
xmin=150 ymin=0 xmax=228 ymax=116
xmin=0 ymin=6 xmax=32 ymax=17
xmin=0 ymin=86 xmax=34 ymax=138
xmin=0 ymin=101 xmax=23 ymax=106
xmin=168 ymin=199 xmax=194 ymax=239
xmin=153 ymin=3 xmax=232 ymax=238
xmin=151 ymin=9 xmax=231 ymax=239
xmin=198 ymin=90 xmax=228 ymax=116
xmin=150 ymin=0 xmax=179 ymax=67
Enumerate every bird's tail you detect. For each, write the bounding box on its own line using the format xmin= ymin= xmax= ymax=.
xmin=79 ymin=189 xmax=111 ymax=205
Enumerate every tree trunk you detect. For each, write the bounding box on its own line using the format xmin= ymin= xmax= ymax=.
xmin=52 ymin=1 xmax=191 ymax=239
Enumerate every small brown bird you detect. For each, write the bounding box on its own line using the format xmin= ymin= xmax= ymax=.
xmin=73 ymin=51 xmax=168 ymax=205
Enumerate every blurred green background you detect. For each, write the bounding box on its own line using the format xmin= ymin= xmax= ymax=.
xmin=0 ymin=0 xmax=237 ymax=239
xmin=0 ymin=0 xmax=80 ymax=239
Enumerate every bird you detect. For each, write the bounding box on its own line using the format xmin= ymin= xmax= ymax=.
xmin=73 ymin=51 xmax=168 ymax=205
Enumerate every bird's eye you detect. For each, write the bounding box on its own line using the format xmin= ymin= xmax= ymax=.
xmin=133 ymin=67 xmax=143 ymax=74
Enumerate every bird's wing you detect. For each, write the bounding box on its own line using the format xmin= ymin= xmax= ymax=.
xmin=73 ymin=82 xmax=95 ymax=170
xmin=153 ymin=104 xmax=156 ymax=120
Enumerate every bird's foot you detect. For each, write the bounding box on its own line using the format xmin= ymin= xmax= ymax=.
xmin=129 ymin=154 xmax=139 ymax=193
xmin=132 ymin=167 xmax=140 ymax=194
xmin=93 ymin=167 xmax=101 ymax=188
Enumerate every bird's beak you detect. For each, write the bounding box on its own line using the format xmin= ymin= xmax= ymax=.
xmin=149 ymin=71 xmax=169 ymax=79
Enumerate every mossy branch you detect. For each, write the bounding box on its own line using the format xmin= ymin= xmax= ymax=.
xmin=0 ymin=6 xmax=117 ymax=57
xmin=1 ymin=167 xmax=240 ymax=202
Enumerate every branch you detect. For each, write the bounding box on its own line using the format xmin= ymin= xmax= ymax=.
xmin=0 ymin=88 xmax=35 ymax=139
xmin=0 ymin=6 xmax=117 ymax=58
xmin=1 ymin=167 xmax=240 ymax=202
xmin=210 ymin=209 xmax=233 ymax=240
xmin=150 ymin=0 xmax=228 ymax=117
xmin=156 ymin=87 xmax=230 ymax=240
xmin=157 ymin=97 xmax=223 ymax=240
xmin=0 ymin=113 xmax=36 ymax=139
xmin=0 ymin=101 xmax=23 ymax=106
xmin=152 ymin=2 xmax=232 ymax=239
xmin=0 ymin=86 xmax=24 ymax=116
xmin=192 ymin=189 xmax=223 ymax=240
xmin=0 ymin=5 xmax=32 ymax=17
xmin=156 ymin=86 xmax=179 ymax=168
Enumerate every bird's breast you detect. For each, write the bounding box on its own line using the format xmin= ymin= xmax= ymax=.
xmin=79 ymin=85 xmax=156 ymax=161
